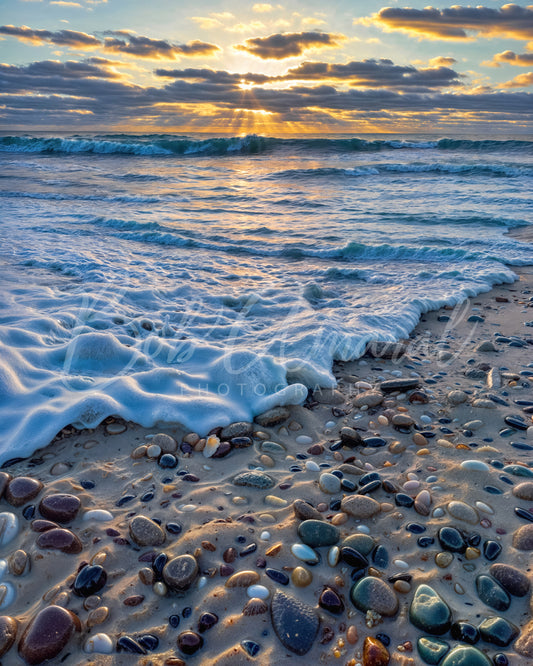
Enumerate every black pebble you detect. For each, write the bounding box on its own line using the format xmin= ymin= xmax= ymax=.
xmin=165 ymin=522 xmax=182 ymax=535
xmin=241 ymin=640 xmax=261 ymax=657
xmin=169 ymin=614 xmax=180 ymax=628
xmin=265 ymin=568 xmax=290 ymax=585
xmin=73 ymin=564 xmax=107 ymax=597
xmin=137 ymin=634 xmax=159 ymax=651
xmin=117 ymin=636 xmax=147 ymax=655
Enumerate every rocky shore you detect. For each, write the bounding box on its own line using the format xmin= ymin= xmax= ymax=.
xmin=0 ymin=265 xmax=532 ymax=665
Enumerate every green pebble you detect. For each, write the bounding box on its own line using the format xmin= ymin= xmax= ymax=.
xmin=417 ymin=637 xmax=450 ymax=665
xmin=297 ymin=520 xmax=339 ymax=548
xmin=478 ymin=616 xmax=519 ymax=647
xmin=440 ymin=646 xmax=491 ymax=666
xmin=476 ymin=574 xmax=511 ymax=612
xmin=341 ymin=533 xmax=375 ymax=556
xmin=409 ymin=584 xmax=452 ymax=635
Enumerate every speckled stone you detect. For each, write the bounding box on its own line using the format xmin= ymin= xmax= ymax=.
xmin=350 ymin=576 xmax=398 ymax=617
xmin=233 ymin=471 xmax=275 ymax=489
xmin=478 ymin=616 xmax=519 ymax=647
xmin=293 ymin=500 xmax=323 ymax=521
xmin=254 ymin=407 xmax=290 ymax=427
xmin=354 ymin=392 xmax=383 ymax=408
xmin=39 ymin=494 xmax=81 ymax=524
xmin=475 ymin=574 xmax=510 ymax=611
xmin=513 ymin=481 xmax=533 ymax=500
xmin=515 ymin=620 xmax=533 ymax=657
xmin=5 ymin=477 xmax=43 ymax=507
xmin=298 ymin=520 xmax=339 ymax=548
xmin=512 ymin=523 xmax=533 ymax=550
xmin=440 ymin=646 xmax=491 ymax=666
xmin=417 ymin=637 xmax=450 ymax=665
xmin=18 ymin=606 xmax=80 ymax=665
xmin=409 ymin=585 xmax=452 ymax=635
xmin=0 ymin=616 xmax=17 ymax=658
xmin=489 ymin=563 xmax=530 ymax=597
xmin=447 ymin=390 xmax=468 ymax=405
xmin=150 ymin=433 xmax=178 ymax=453
xmin=341 ymin=495 xmax=380 ymax=519
xmin=438 ymin=527 xmax=466 ymax=553
xmin=163 ymin=555 xmax=198 ymax=591
xmin=36 ymin=528 xmax=82 ymax=554
xmin=447 ymin=501 xmax=478 ymax=524
xmin=342 ymin=534 xmax=375 ymax=556
xmin=362 ymin=636 xmax=390 ymax=666
xmin=129 ymin=516 xmax=165 ymax=547
xmin=271 ymin=591 xmax=320 ymax=655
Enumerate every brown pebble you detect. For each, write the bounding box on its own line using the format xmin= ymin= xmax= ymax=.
xmin=225 ymin=571 xmax=260 ymax=587
xmin=223 ymin=547 xmax=237 ymax=563
xmin=0 ymin=615 xmax=17 ymax=658
xmin=5 ymin=477 xmax=43 ymax=507
xmin=36 ymin=528 xmax=83 ymax=554
xmin=201 ymin=540 xmax=216 ymax=552
xmin=83 ymin=595 xmax=101 ymax=610
xmin=8 ymin=550 xmax=30 ymax=576
xmin=18 ymin=605 xmax=81 ymax=665
xmin=123 ymin=595 xmax=144 ymax=607
xmin=138 ymin=568 xmax=154 ymax=585
xmin=389 ymin=441 xmax=406 ymax=454
xmin=131 ymin=445 xmax=147 ymax=459
xmin=165 ymin=659 xmax=186 ymax=666
xmin=393 ymin=580 xmax=411 ymax=594
xmin=307 ymin=444 xmax=324 ymax=455
xmin=317 ymin=503 xmax=328 ymax=512
xmin=129 ymin=516 xmax=165 ymax=547
xmin=346 ymin=624 xmax=358 ymax=645
xmin=293 ymin=499 xmax=323 ymax=521
xmin=265 ymin=543 xmax=282 ymax=557
xmin=291 ymin=566 xmax=313 ymax=587
xmin=31 ymin=520 xmax=59 ymax=533
xmin=87 ymin=606 xmax=109 ymax=628
xmin=413 ymin=433 xmax=428 ymax=447
xmin=331 ymin=513 xmax=347 ymax=526
xmin=39 ymin=494 xmax=81 ymax=524
xmin=363 ymin=636 xmax=390 ymax=666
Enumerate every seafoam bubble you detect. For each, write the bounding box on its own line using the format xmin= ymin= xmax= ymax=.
xmin=0 ymin=513 xmax=19 ymax=546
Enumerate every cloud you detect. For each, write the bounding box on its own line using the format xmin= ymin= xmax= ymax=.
xmin=0 ymin=58 xmax=120 ymax=79
xmin=499 ymin=71 xmax=533 ymax=87
xmin=302 ymin=17 xmax=327 ymax=28
xmin=253 ymin=3 xmax=274 ymax=12
xmin=362 ymin=5 xmax=533 ymax=41
xmin=234 ymin=31 xmax=345 ymax=59
xmin=490 ymin=50 xmax=533 ymax=66
xmin=0 ymin=24 xmax=100 ymax=47
xmin=50 ymin=1 xmax=83 ymax=7
xmin=0 ymin=24 xmax=221 ymax=59
xmin=428 ymin=56 xmax=457 ymax=67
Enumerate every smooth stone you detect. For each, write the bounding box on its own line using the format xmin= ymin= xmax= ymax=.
xmin=4 ymin=477 xmax=43 ymax=507
xmin=483 ymin=540 xmax=502 ymax=561
xmin=476 ymin=574 xmax=510 ymax=611
xmin=447 ymin=501 xmax=478 ymax=524
xmin=380 ymin=378 xmax=419 ymax=392
xmin=129 ymin=516 xmax=165 ymax=547
xmin=489 ymin=563 xmax=530 ymax=597
xmin=84 ymin=633 xmax=114 ymax=654
xmin=342 ymin=533 xmax=375 ymax=555
xmin=74 ymin=565 xmax=107 ymax=597
xmin=291 ymin=543 xmax=320 ymax=564
xmin=478 ymin=616 xmax=519 ymax=647
xmin=515 ymin=619 xmax=533 ymax=657
xmin=36 ymin=528 xmax=82 ymax=554
xmin=220 ymin=422 xmax=252 ymax=440
xmin=271 ymin=591 xmax=320 ymax=656
xmin=39 ymin=494 xmax=80 ymax=523
xmin=477 ymin=341 xmax=497 ymax=352
xmin=440 ymin=646 xmax=491 ymax=666
xmin=293 ymin=500 xmax=323 ymax=521
xmin=512 ymin=523 xmax=533 ymax=550
xmin=319 ymin=473 xmax=341 ymax=494
xmin=0 ymin=513 xmax=19 ymax=547
xmin=392 ymin=414 xmax=414 ymax=428
xmin=225 ymin=571 xmax=260 ymax=587
xmin=460 ymin=460 xmax=490 ymax=472
xmin=298 ymin=520 xmax=339 ymax=548
xmin=116 ymin=636 xmax=147 ymax=654
xmin=438 ymin=526 xmax=466 ymax=553
xmin=319 ymin=587 xmax=344 ymax=615
xmin=417 ymin=636 xmax=450 ymax=665
xmin=18 ymin=606 xmax=80 ymax=665
xmin=450 ymin=621 xmax=480 ymax=645
xmin=503 ymin=464 xmax=533 ymax=477
xmin=473 ymin=399 xmax=496 ymax=409
xmin=265 ymin=568 xmax=289 ymax=586
xmin=254 ymin=407 xmax=290 ymax=427
xmin=163 ymin=555 xmax=198 ymax=591
xmin=177 ymin=631 xmax=203 ymax=656
xmin=513 ymin=481 xmax=533 ymax=500
xmin=82 ymin=509 xmax=113 ymax=522
xmin=260 ymin=441 xmax=286 ymax=454
xmin=409 ymin=584 xmax=452 ymax=635
xmin=341 ymin=546 xmax=368 ymax=569
xmin=0 ymin=474 xmax=11 ymax=500
xmin=354 ymin=392 xmax=383 ymax=408
xmin=350 ymin=576 xmax=398 ymax=616
xmin=313 ymin=388 xmax=344 ymax=404
xmin=366 ymin=341 xmax=406 ymax=359
xmin=291 ymin=567 xmax=313 ymax=587
xmin=233 ymin=471 xmax=275 ymax=489
xmin=341 ymin=494 xmax=380 ymax=519
xmin=340 ymin=427 xmax=363 ymax=447
xmin=0 ymin=615 xmax=17 ymax=658
xmin=448 ymin=390 xmax=468 ymax=405
xmin=435 ymin=552 xmax=453 ymax=568
xmin=8 ymin=550 xmax=29 ymax=577
xmin=504 ymin=416 xmax=529 ymax=431
xmin=363 ymin=636 xmax=390 ymax=666
xmin=247 ymin=584 xmax=270 ymax=599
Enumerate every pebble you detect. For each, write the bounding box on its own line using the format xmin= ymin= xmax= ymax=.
xmin=473 ymin=399 xmax=497 ymax=409
xmin=319 ymin=587 xmax=344 ymax=615
xmin=516 ymin=619 xmax=533 ymax=658
xmin=438 ymin=526 xmax=466 ymax=553
xmin=296 ymin=435 xmax=313 ymax=445
xmin=163 ymin=555 xmax=198 ymax=591
xmin=447 ymin=500 xmax=478 ymax=524
xmin=18 ymin=605 xmax=80 ymax=665
xmin=242 ymin=598 xmax=269 ymax=615
xmin=459 ymin=460 xmax=490 ymax=472
xmin=177 ymin=631 xmax=203 ymax=656
xmin=291 ymin=543 xmax=320 ymax=564
xmin=319 ymin=473 xmax=341 ymax=494
xmin=512 ymin=523 xmax=533 ymax=550
xmin=414 ymin=490 xmax=432 ymax=516
xmin=363 ymin=636 xmax=390 ymax=666
xmin=8 ymin=550 xmax=29 ymax=577
xmin=36 ymin=528 xmax=82 ymax=554
xmin=225 ymin=571 xmax=260 ymax=587
xmin=293 ymin=499 xmax=323 ymax=521
xmin=233 ymin=471 xmax=275 ymax=489
xmin=74 ymin=565 xmax=107 ymax=597
xmin=478 ymin=616 xmax=519 ymax=647
xmin=341 ymin=495 xmax=380 ymax=519
xmin=247 ymin=584 xmax=270 ymax=599
xmin=489 ymin=563 xmax=531 ymax=597
xmin=129 ymin=516 xmax=165 ymax=547
xmin=0 ymin=615 xmax=17 ymax=658
xmin=435 ymin=552 xmax=453 ymax=568
xmin=298 ymin=520 xmax=339 ymax=548
xmin=380 ymin=378 xmax=420 ymax=392
xmin=84 ymin=633 xmax=114 ymax=654
xmin=146 ymin=444 xmax=161 ymax=458
xmin=39 ymin=494 xmax=80 ymax=523
xmin=0 ymin=513 xmax=19 ymax=547
xmin=447 ymin=390 xmax=468 ymax=405
xmin=150 ymin=433 xmax=178 ymax=452
xmin=354 ymin=391 xmax=383 ymax=407
xmin=350 ymin=576 xmax=399 ymax=616
xmin=270 ymin=591 xmax=320 ymax=655
xmin=512 ymin=481 xmax=533 ymax=500
xmin=476 ymin=574 xmax=510 ymax=611
xmin=417 ymin=636 xmax=450 ymax=664
xmin=82 ymin=509 xmax=113 ymax=522
xmin=0 ymin=584 xmax=15 ymax=610
xmin=476 ymin=340 xmax=497 ymax=352
xmin=440 ymin=646 xmax=491 ymax=666
xmin=4 ymin=477 xmax=43 ymax=507
xmin=340 ymin=427 xmax=363 ymax=447
xmin=220 ymin=422 xmax=253 ymax=440
xmin=105 ymin=421 xmax=126 ymax=434
xmin=254 ymin=407 xmax=290 ymax=427
xmin=409 ymin=584 xmax=452 ymax=635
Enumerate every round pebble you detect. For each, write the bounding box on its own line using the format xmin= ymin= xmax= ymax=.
xmin=247 ymin=584 xmax=269 ymax=599
xmin=82 ymin=509 xmax=113 ymax=522
xmin=84 ymin=633 xmax=113 ymax=654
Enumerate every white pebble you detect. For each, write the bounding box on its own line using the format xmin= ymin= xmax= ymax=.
xmin=82 ymin=509 xmax=113 ymax=522
xmin=260 ymin=531 xmax=271 ymax=541
xmin=377 ymin=415 xmax=389 ymax=426
xmin=247 ymin=584 xmax=270 ymax=599
xmin=391 ymin=370 xmax=403 ymax=377
xmin=475 ymin=501 xmax=494 ymax=515
xmin=179 ymin=504 xmax=198 ymax=512
xmin=392 ymin=559 xmax=409 ymax=569
xmin=295 ymin=435 xmax=313 ymax=445
xmin=84 ymin=633 xmax=114 ymax=654
xmin=146 ymin=444 xmax=161 ymax=459
xmin=197 ymin=576 xmax=208 ymax=590
xmin=403 ymin=480 xmax=420 ymax=492
xmin=460 ymin=460 xmax=490 ymax=472
xmin=328 ymin=546 xmax=340 ymax=567
xmin=325 ymin=421 xmax=336 ymax=429
xmin=407 ymin=472 xmax=419 ymax=480
xmin=305 ymin=460 xmax=320 ymax=472
xmin=291 ymin=543 xmax=320 ymax=564
xmin=0 ymin=583 xmax=15 ymax=610
xmin=0 ymin=513 xmax=19 ymax=546
xmin=432 ymin=508 xmax=445 ymax=518
xmin=203 ymin=435 xmax=220 ymax=458
xmin=420 ymin=415 xmax=432 ymax=424
xmin=319 ymin=472 xmax=341 ymax=494
xmin=355 ymin=525 xmax=370 ymax=534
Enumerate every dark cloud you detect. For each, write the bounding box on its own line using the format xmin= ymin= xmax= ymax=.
xmin=492 ymin=50 xmax=533 ymax=66
xmin=0 ymin=25 xmax=101 ymax=47
xmin=366 ymin=5 xmax=533 ymax=41
xmin=234 ymin=31 xmax=345 ymax=59
xmin=0 ymin=59 xmax=120 ymax=79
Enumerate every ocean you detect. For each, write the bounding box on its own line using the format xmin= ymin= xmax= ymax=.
xmin=0 ymin=132 xmax=532 ymax=464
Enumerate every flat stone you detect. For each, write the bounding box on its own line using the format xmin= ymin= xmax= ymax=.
xmin=447 ymin=501 xmax=478 ymax=524
xmin=18 ymin=606 xmax=80 ymax=665
xmin=354 ymin=392 xmax=383 ymax=408
xmin=39 ymin=494 xmax=81 ymax=523
xmin=220 ymin=422 xmax=253 ymax=440
xmin=350 ymin=576 xmax=398 ymax=616
xmin=476 ymin=340 xmax=497 ymax=352
xmin=475 ymin=574 xmax=510 ymax=611
xmin=340 ymin=427 xmax=363 ymax=447
xmin=513 ymin=482 xmax=533 ymax=500
xmin=489 ymin=563 xmax=530 ymax=597
xmin=8 ymin=550 xmax=30 ymax=577
xmin=233 ymin=471 xmax=275 ymax=489
xmin=472 ymin=399 xmax=497 ymax=409
xmin=4 ymin=477 xmax=43 ymax=507
xmin=447 ymin=390 xmax=468 ymax=405
xmin=36 ymin=528 xmax=82 ymax=554
xmin=341 ymin=494 xmax=380 ymax=519
xmin=313 ymin=388 xmax=344 ymax=405
xmin=150 ymin=433 xmax=178 ymax=453
xmin=503 ymin=463 xmax=533 ymax=477
xmin=440 ymin=646 xmax=491 ymax=666
xmin=380 ymin=378 xmax=420 ymax=393
xmin=392 ymin=414 xmax=414 ymax=427
xmin=365 ymin=341 xmax=407 ymax=359
xmin=515 ymin=619 xmax=533 ymax=657
xmin=512 ymin=523 xmax=533 ymax=550
xmin=362 ymin=636 xmax=390 ymax=666
xmin=0 ymin=513 xmax=19 ymax=546
xmin=409 ymin=584 xmax=452 ymax=635
xmin=254 ymin=408 xmax=290 ymax=427
xmin=438 ymin=527 xmax=466 ymax=553
xmin=293 ymin=500 xmax=323 ymax=521
xmin=417 ymin=637 xmax=450 ymax=665
xmin=129 ymin=516 xmax=165 ymax=547
xmin=163 ymin=555 xmax=198 ymax=591
xmin=298 ymin=520 xmax=339 ymax=548
xmin=271 ymin=591 xmax=319 ymax=655
xmin=478 ymin=616 xmax=519 ymax=647
xmin=0 ymin=615 xmax=17 ymax=658
xmin=318 ymin=473 xmax=341 ymax=494
xmin=342 ymin=534 xmax=375 ymax=556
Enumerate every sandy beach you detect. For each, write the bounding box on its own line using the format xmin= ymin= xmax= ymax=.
xmin=0 ymin=255 xmax=532 ymax=665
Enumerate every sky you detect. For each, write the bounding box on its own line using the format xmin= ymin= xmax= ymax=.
xmin=1 ymin=1 xmax=533 ymax=134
